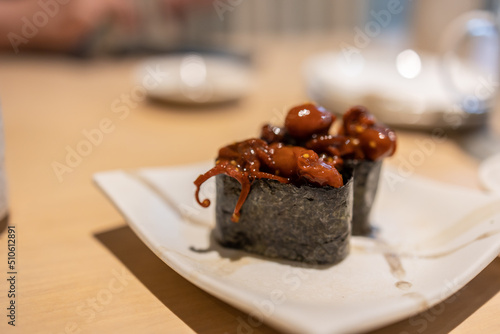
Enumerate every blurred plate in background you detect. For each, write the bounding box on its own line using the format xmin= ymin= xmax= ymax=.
xmin=304 ymin=50 xmax=491 ymax=129
xmin=137 ymin=53 xmax=252 ymax=105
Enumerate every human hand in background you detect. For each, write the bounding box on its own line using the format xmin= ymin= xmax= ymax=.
xmin=0 ymin=0 xmax=209 ymax=53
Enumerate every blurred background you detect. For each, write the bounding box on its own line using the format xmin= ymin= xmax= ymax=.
xmin=0 ymin=0 xmax=488 ymax=57
xmin=1 ymin=0 xmax=500 ymax=175
xmin=4 ymin=0 xmax=499 ymax=124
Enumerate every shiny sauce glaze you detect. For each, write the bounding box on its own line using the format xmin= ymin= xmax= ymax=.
xmin=339 ymin=105 xmax=397 ymax=161
xmin=194 ymin=138 xmax=343 ymax=222
xmin=195 ymin=103 xmax=396 ymax=222
xmin=262 ymin=104 xmax=396 ymax=163
xmin=284 ymin=103 xmax=334 ymax=139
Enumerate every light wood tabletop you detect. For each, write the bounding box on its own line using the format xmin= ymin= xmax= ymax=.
xmin=0 ymin=38 xmax=499 ymax=334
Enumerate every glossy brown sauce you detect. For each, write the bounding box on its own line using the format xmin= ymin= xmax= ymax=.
xmin=194 ymin=138 xmax=343 ymax=222
xmin=285 ymin=103 xmax=334 ymax=139
xmin=306 ymin=105 xmax=397 ymax=161
xmin=194 ymin=103 xmax=396 ymax=222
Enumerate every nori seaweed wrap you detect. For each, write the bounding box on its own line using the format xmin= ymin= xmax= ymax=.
xmin=345 ymin=159 xmax=382 ymax=236
xmin=215 ymin=172 xmax=353 ymax=264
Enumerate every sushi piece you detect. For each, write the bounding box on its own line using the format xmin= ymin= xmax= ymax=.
xmin=194 ymin=134 xmax=353 ymax=264
xmin=344 ymin=159 xmax=382 ymax=236
xmin=267 ymin=104 xmax=397 ymax=236
xmin=215 ymin=172 xmax=352 ymax=264
xmin=340 ymin=106 xmax=396 ymax=235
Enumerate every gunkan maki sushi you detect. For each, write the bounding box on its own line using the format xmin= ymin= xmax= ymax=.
xmin=337 ymin=106 xmax=397 ymax=235
xmin=214 ymin=167 xmax=352 ymax=265
xmin=193 ymin=102 xmax=396 ymax=264
xmin=194 ymin=105 xmax=354 ymax=265
xmin=262 ymin=104 xmax=397 ymax=236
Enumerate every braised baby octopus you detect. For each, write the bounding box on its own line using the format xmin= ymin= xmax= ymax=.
xmin=194 ymin=138 xmax=343 ymax=223
xmin=341 ymin=106 xmax=397 ymax=161
xmin=261 ymin=103 xmax=337 ymax=147
xmin=306 ymin=105 xmax=397 ymax=161
xmin=195 ymin=103 xmax=395 ymax=223
xmin=261 ymin=124 xmax=285 ymax=144
xmin=284 ymin=103 xmax=334 ymax=139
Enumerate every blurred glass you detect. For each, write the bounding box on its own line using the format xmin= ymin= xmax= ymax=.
xmin=301 ymin=0 xmax=500 ymax=130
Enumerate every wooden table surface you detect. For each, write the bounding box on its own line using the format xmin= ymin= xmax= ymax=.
xmin=0 ymin=38 xmax=499 ymax=334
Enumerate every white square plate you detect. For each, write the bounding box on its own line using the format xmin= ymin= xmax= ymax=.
xmin=94 ymin=162 xmax=500 ymax=334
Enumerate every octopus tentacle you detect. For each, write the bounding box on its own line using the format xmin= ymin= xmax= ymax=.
xmin=252 ymin=172 xmax=289 ymax=183
xmin=232 ymin=178 xmax=251 ymax=223
xmin=194 ymin=163 xmax=229 ymax=207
